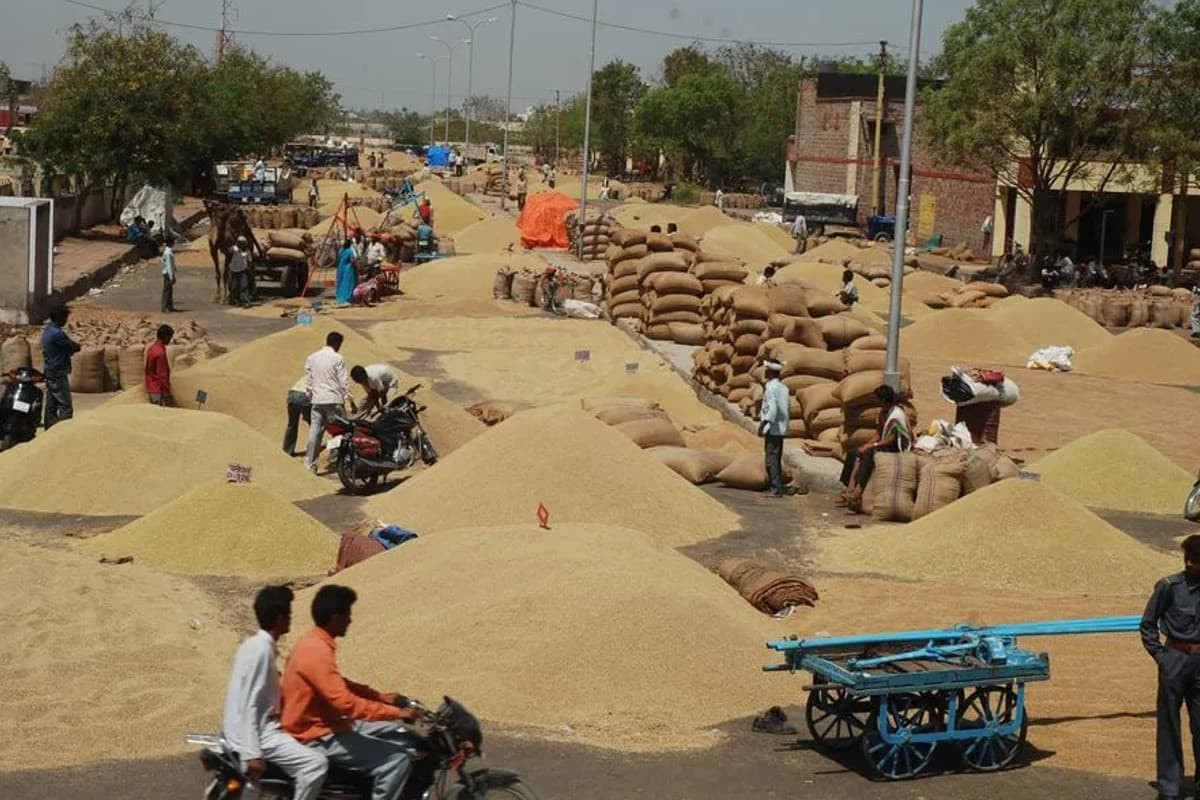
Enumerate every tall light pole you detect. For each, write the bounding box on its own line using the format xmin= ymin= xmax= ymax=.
xmin=501 ymin=0 xmax=517 ymax=210
xmin=417 ymin=53 xmax=440 ymax=147
xmin=430 ymin=36 xmax=468 ymax=145
xmin=447 ymin=15 xmax=498 ymax=162
xmin=555 ymin=89 xmax=561 ymax=166
xmin=576 ymin=0 xmax=599 ymax=260
xmin=884 ymin=0 xmax=924 ymax=392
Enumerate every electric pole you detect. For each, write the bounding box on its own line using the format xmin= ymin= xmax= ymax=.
xmin=555 ymin=89 xmax=560 ymax=166
xmin=872 ymin=40 xmax=888 ymax=218
xmin=216 ymin=0 xmax=236 ymax=62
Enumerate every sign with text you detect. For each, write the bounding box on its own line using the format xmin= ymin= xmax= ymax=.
xmin=226 ymin=464 xmax=253 ymax=484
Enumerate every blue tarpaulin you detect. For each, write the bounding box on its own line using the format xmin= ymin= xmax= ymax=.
xmin=426 ymin=145 xmax=451 ymax=168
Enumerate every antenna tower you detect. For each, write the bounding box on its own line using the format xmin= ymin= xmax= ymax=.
xmin=216 ymin=0 xmax=236 ymax=61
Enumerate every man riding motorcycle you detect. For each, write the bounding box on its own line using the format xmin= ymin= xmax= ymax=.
xmin=282 ymin=585 xmax=417 ymax=800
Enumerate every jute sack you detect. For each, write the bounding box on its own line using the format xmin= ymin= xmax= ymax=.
xmin=615 ymin=417 xmax=685 ymax=448
xmin=493 ymin=269 xmax=514 ymax=299
xmin=511 ymin=273 xmax=537 ymax=304
xmin=671 ymin=235 xmax=700 ymax=252
xmin=783 ymin=318 xmax=827 ymax=349
xmin=732 ymin=319 xmax=770 ymax=337
xmin=843 ymin=426 xmax=877 ymax=450
xmin=911 ymin=453 xmax=966 ymax=520
xmin=646 ymin=446 xmax=735 ymax=484
xmin=817 ymin=314 xmax=871 ymax=349
xmin=730 ymin=355 xmax=757 ymax=373
xmin=1 ymin=336 xmax=30 ymax=373
xmin=1100 ymin=297 xmax=1130 ymax=328
xmin=709 ymin=343 xmax=734 ymax=364
xmin=651 ymin=294 xmax=702 ymax=315
xmin=592 ymin=404 xmax=670 ymax=426
xmin=962 ymin=444 xmax=1001 ymax=494
xmin=768 ymin=285 xmax=810 ymax=317
xmin=650 ymin=310 xmax=702 ymax=324
xmin=702 ymin=279 xmax=745 ymax=293
xmin=799 ymin=383 xmax=840 ymax=423
xmin=118 ymin=345 xmax=146 ymax=391
xmin=613 ymin=257 xmax=644 ymax=279
xmin=716 ymin=455 xmax=792 ymax=491
xmin=774 ymin=344 xmax=846 ymax=380
xmin=784 ymin=375 xmax=833 ymax=392
xmin=948 ymin=289 xmax=987 ymax=308
xmin=808 ymin=406 xmax=844 ymax=433
xmin=844 ymin=349 xmax=887 ymax=374
xmin=69 ymin=347 xmax=106 ymax=394
xmin=609 ymin=289 xmax=641 ymax=308
xmin=611 ymin=229 xmax=647 ymax=248
xmin=103 ymin=346 xmax=121 ymax=391
xmin=870 ymin=451 xmax=920 ymax=522
xmin=1127 ymin=297 xmax=1150 ymax=327
xmin=644 ymin=272 xmax=703 ymax=295
xmin=1150 ymin=299 xmax=1176 ymax=328
xmin=837 ymin=369 xmax=911 ymax=407
xmin=609 ymin=302 xmax=642 ymax=319
xmin=268 ymin=230 xmax=309 ymax=250
xmin=643 ymin=323 xmax=673 ymax=341
xmin=734 ymin=334 xmax=763 ymax=356
xmin=694 ymin=262 xmax=747 ymax=282
xmin=637 ymin=252 xmax=689 ymax=281
xmin=805 ymin=293 xmax=848 ymax=317
xmin=645 ymin=232 xmax=675 ymax=252
xmin=609 ymin=273 xmax=640 ymax=295
xmin=731 ymin=287 xmax=771 ymax=319
xmin=925 ymin=293 xmax=949 ymax=309
xmin=849 ymin=334 xmax=887 ymax=351
xmin=964 ymin=281 xmax=1008 ymax=298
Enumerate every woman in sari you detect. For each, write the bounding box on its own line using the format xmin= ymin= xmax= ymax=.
xmin=838 ymin=384 xmax=912 ymax=510
xmin=335 ymin=239 xmax=356 ymax=305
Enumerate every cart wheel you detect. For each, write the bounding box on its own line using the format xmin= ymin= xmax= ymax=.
xmin=805 ymin=684 xmax=872 ymax=751
xmin=954 ymin=684 xmax=1027 ymax=771
xmin=861 ymin=693 xmax=940 ymax=780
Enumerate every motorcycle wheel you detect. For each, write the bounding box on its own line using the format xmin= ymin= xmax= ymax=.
xmin=454 ymin=780 xmax=541 ymax=800
xmin=337 ymin=449 xmax=379 ymax=495
xmin=1186 ymin=483 xmax=1200 ymax=522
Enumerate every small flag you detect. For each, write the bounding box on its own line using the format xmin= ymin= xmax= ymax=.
xmin=226 ymin=464 xmax=252 ymax=484
xmin=624 ymin=361 xmax=639 ymax=374
xmin=536 ymin=502 xmax=550 ymax=529
xmin=574 ymin=349 xmax=590 ymax=362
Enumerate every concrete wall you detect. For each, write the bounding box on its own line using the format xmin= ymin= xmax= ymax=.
xmin=51 ymin=184 xmax=127 ymax=240
xmin=0 ymin=197 xmax=53 ymax=324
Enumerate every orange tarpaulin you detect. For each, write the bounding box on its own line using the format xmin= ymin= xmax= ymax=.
xmin=517 ymin=192 xmax=579 ymax=249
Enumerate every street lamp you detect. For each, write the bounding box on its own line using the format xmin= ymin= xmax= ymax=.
xmin=447 ymin=14 xmax=499 ymax=164
xmin=577 ymin=0 xmax=599 ymax=260
xmin=416 ymin=53 xmax=440 ymax=148
xmin=430 ymin=35 xmax=469 ymax=145
xmin=883 ymin=0 xmax=924 ymax=392
xmin=502 ymin=0 xmax=517 ymax=210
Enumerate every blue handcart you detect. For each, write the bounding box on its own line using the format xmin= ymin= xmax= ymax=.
xmin=765 ymin=615 xmax=1141 ymax=780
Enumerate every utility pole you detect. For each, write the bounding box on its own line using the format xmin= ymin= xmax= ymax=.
xmin=872 ymin=40 xmax=888 ymax=217
xmin=577 ymin=0 xmax=599 ymax=260
xmin=555 ymin=89 xmax=561 ymax=166
xmin=501 ymin=0 xmax=517 ymax=210
xmin=430 ymin=37 xmax=466 ymax=144
xmin=447 ymin=15 xmax=498 ymax=164
xmin=216 ymin=0 xmax=236 ymax=62
xmin=417 ymin=53 xmax=439 ymax=147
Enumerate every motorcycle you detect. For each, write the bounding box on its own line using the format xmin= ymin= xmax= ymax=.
xmin=325 ymin=383 xmax=439 ymax=494
xmin=1186 ymin=470 xmax=1200 ymax=522
xmin=0 ymin=365 xmax=45 ymax=451
xmin=186 ymin=696 xmax=538 ymax=800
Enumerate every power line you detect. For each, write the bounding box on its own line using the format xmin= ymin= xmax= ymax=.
xmin=517 ymin=1 xmax=879 ymax=48
xmin=60 ymin=0 xmax=510 ymax=38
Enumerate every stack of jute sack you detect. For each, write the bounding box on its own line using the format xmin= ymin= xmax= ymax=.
xmin=263 ymin=229 xmax=314 ymax=265
xmin=1057 ymin=287 xmax=1196 ymax=328
xmin=494 ymin=268 xmax=598 ymax=307
xmin=566 ymin=210 xmax=617 ymax=261
xmin=924 ymin=281 xmax=1009 ymax=309
xmin=245 ymin=206 xmax=321 ymax=230
xmin=697 ymin=192 xmax=764 ymax=209
xmin=861 ymin=443 xmax=1020 ymax=522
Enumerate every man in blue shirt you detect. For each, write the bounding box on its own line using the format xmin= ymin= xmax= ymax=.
xmin=41 ymin=303 xmax=81 ymax=429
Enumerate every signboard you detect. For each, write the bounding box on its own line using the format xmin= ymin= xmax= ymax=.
xmin=296 ymin=312 xmax=314 ymax=326
xmin=226 ymin=464 xmax=253 ymax=484
xmin=574 ymin=349 xmax=590 ymax=362
xmin=916 ymin=194 xmax=937 ymax=242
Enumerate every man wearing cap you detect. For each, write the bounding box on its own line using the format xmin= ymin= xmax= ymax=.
xmin=228 ymin=236 xmax=252 ymax=307
xmin=759 ymin=359 xmax=790 ymax=497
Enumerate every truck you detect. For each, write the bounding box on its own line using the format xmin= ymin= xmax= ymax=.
xmin=782 ymin=191 xmax=860 ymax=237
xmin=281 ymin=142 xmax=360 ymax=174
xmin=213 ymin=163 xmax=294 ymax=204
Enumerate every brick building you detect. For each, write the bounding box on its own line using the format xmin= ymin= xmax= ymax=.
xmin=791 ymin=72 xmax=996 ymax=253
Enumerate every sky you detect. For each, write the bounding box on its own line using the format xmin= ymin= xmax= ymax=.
xmin=1 ymin=0 xmax=976 ymax=113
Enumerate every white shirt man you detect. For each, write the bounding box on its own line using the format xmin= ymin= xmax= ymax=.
xmin=758 ymin=361 xmax=791 ymax=497
xmin=223 ymin=588 xmax=327 ymax=800
xmin=791 ymin=214 xmax=808 ymax=253
xmin=715 ymin=188 xmax=725 ymax=211
xmin=304 ymin=333 xmax=354 ymax=471
xmin=366 ymin=240 xmax=387 ymax=271
xmin=253 ymin=158 xmax=266 ymax=181
xmin=351 ymin=363 xmax=399 ymax=416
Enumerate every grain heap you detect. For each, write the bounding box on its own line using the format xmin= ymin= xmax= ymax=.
xmin=1058 ymin=286 xmax=1196 ymax=329
xmin=985 ymin=296 xmax=1112 ymax=350
xmin=1072 ymin=328 xmax=1200 ymax=385
xmin=755 ymin=222 xmax=798 ymax=251
xmin=774 ymin=261 xmax=930 ymax=320
xmin=365 ymin=405 xmax=740 ymax=548
xmin=106 ymin=319 xmax=484 ymax=457
xmin=822 ymin=479 xmax=1176 ymax=594
xmin=2 ymin=541 xmax=236 ymax=770
xmin=608 ymin=202 xmax=689 ymax=230
xmin=412 ymin=178 xmax=488 ymax=234
xmin=564 ymin=209 xmax=616 ymax=261
xmin=676 ymin=205 xmax=731 ymax=237
xmin=84 ymin=482 xmax=337 ymax=576
xmin=453 ymin=216 xmax=522 ymax=254
xmin=0 ymin=405 xmax=328 ymax=515
xmin=698 ymin=190 xmax=763 ymax=209
xmin=1029 ymin=428 xmax=1195 ymax=513
xmin=899 ymin=308 xmax=1035 ymax=365
xmin=699 ymin=222 xmax=790 ymax=267
xmin=924 ymin=280 xmax=1009 ymax=310
xmin=395 ymin=251 xmax=545 ymax=302
xmin=304 ymin=523 xmax=789 ymax=752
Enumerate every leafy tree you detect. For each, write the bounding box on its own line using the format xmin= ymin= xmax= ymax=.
xmin=924 ymin=0 xmax=1152 ymax=261
xmin=636 ymin=69 xmax=741 ymax=185
xmin=387 ymin=109 xmax=431 ymax=145
xmin=590 ymin=60 xmax=646 ymax=174
xmin=661 ymin=46 xmax=712 ymax=87
xmin=464 ymin=94 xmax=507 ymax=123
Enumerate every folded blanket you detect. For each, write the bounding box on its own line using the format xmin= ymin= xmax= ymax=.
xmin=717 ymin=558 xmax=819 ymax=614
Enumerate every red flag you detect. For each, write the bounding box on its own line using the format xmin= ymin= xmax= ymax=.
xmin=536 ymin=502 xmax=550 ymax=529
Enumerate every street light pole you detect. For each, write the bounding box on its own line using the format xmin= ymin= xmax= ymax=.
xmin=884 ymin=0 xmax=924 ymax=392
xmin=447 ymin=15 xmax=498 ymax=164
xmin=430 ymin=37 xmax=468 ymax=145
xmin=417 ymin=53 xmax=438 ymax=148
xmin=577 ymin=0 xmax=599 ymax=260
xmin=555 ymin=89 xmax=560 ymax=166
xmin=502 ymin=0 xmax=517 ymax=210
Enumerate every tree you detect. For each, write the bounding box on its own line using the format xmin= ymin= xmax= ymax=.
xmin=661 ymin=46 xmax=712 ymax=87
xmin=463 ymin=95 xmax=507 ymax=123
xmin=637 ymin=69 xmax=741 ymax=185
xmin=590 ymin=60 xmax=646 ymax=174
xmin=924 ymin=0 xmax=1152 ymax=261
xmin=387 ymin=109 xmax=430 ymax=145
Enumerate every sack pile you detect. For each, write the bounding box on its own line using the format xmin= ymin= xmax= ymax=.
xmin=264 ymin=229 xmax=314 ymax=264
xmin=698 ymin=192 xmax=764 ymax=209
xmin=245 ymin=205 xmax=321 ymax=230
xmin=565 ymin=210 xmax=617 ymax=261
xmin=833 ymin=342 xmax=914 ymax=452
xmin=624 ymin=183 xmax=666 ymax=202
xmin=923 ymin=280 xmax=1008 ymax=309
xmin=861 ymin=444 xmax=1019 ymax=522
xmin=1056 ymin=287 xmax=1196 ymax=329
xmin=347 ymin=196 xmax=391 ymax=214
xmin=716 ymin=558 xmax=819 ymax=614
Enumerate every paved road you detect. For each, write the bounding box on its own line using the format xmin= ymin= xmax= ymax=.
xmin=0 ymin=721 xmax=1152 ymax=800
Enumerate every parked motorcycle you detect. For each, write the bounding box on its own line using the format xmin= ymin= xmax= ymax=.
xmin=1186 ymin=470 xmax=1200 ymax=522
xmin=186 ymin=696 xmax=538 ymax=800
xmin=0 ymin=365 xmax=45 ymax=451
xmin=325 ymin=383 xmax=439 ymax=494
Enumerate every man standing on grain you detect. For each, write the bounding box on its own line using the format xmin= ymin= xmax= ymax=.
xmin=1143 ymin=533 xmax=1200 ymax=800
xmin=145 ymin=324 xmax=174 ymax=406
xmin=304 ymin=331 xmax=356 ymax=473
xmin=758 ymin=359 xmax=789 ymax=498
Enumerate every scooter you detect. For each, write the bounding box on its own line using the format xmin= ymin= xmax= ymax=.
xmin=186 ymin=696 xmax=538 ymax=800
xmin=325 ymin=383 xmax=439 ymax=494
xmin=0 ymin=365 xmax=45 ymax=451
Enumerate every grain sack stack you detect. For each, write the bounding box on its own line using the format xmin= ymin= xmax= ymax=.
xmin=264 ymin=228 xmax=314 ymax=266
xmin=605 ymin=228 xmax=650 ymax=320
xmin=924 ymin=280 xmax=1009 ymax=309
xmin=833 ymin=344 xmax=913 ymax=452
xmin=1058 ymin=286 xmax=1196 ymax=329
xmin=566 ymin=210 xmax=616 ymax=261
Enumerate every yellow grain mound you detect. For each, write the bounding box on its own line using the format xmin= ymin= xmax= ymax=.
xmin=368 ymin=316 xmax=675 ymax=409
xmin=676 ymin=205 xmax=731 ymax=237
xmin=823 ymin=479 xmax=1176 ymax=594
xmin=452 ymin=216 xmax=523 ymax=253
xmin=304 ymin=523 xmax=785 ymax=751
xmin=700 ymin=223 xmax=789 ymax=267
xmin=308 ymin=205 xmax=385 ymax=237
xmin=1029 ymin=429 xmax=1195 ymax=514
xmin=0 ymin=405 xmax=328 ymax=515
xmin=802 ymin=239 xmax=893 ymax=266
xmin=755 ymin=221 xmax=798 ymax=251
xmin=903 ymin=270 xmax=965 ymax=295
xmin=84 ymin=482 xmax=337 ymax=576
xmin=986 ymin=297 xmax=1111 ymax=350
xmin=413 ymin=178 xmax=487 ymax=234
xmin=899 ymin=308 xmax=1033 ymax=364
xmin=1072 ymin=328 xmax=1200 ymax=386
xmin=397 ymin=252 xmax=547 ymax=301
xmin=366 ymin=406 xmax=739 ymax=547
xmin=107 ymin=319 xmax=484 ymax=457
xmin=2 ymin=541 xmax=236 ymax=769
xmin=580 ymin=373 xmax=721 ymax=427
xmin=609 ymin=202 xmax=690 ymax=230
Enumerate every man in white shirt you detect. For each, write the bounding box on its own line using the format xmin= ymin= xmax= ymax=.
xmin=791 ymin=214 xmax=808 ymax=253
xmin=228 ymin=236 xmax=252 ymax=307
xmin=304 ymin=331 xmax=356 ymax=472
xmin=253 ymin=156 xmax=266 ymax=181
xmin=161 ymin=234 xmax=176 ymax=312
xmin=365 ymin=234 xmax=387 ymax=278
xmin=715 ymin=188 xmax=724 ymax=211
xmin=222 ymin=586 xmax=327 ymax=800
xmin=349 ymin=363 xmax=399 ymax=417
xmin=758 ymin=359 xmax=790 ymax=498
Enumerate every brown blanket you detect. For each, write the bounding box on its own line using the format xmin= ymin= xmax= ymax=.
xmin=717 ymin=558 xmax=819 ymax=614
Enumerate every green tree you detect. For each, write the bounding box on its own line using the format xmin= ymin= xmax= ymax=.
xmin=661 ymin=46 xmax=712 ymax=87
xmin=637 ymin=70 xmax=742 ymax=185
xmin=387 ymin=109 xmax=431 ymax=145
xmin=924 ymin=0 xmax=1152 ymax=261
xmin=590 ymin=60 xmax=646 ymax=174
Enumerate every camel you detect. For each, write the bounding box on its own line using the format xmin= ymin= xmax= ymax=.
xmin=204 ymin=201 xmax=265 ymax=303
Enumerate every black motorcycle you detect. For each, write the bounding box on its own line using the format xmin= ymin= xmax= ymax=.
xmin=186 ymin=696 xmax=538 ymax=800
xmin=326 ymin=384 xmax=439 ymax=494
xmin=0 ymin=365 xmax=45 ymax=451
